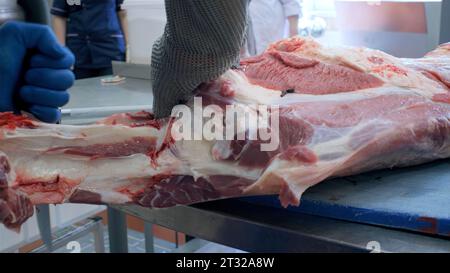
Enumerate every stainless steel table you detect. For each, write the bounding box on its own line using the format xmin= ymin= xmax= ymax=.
xmin=62 ymin=76 xmax=153 ymax=125
xmin=112 ymin=200 xmax=450 ymax=253
xmin=62 ymin=74 xmax=450 ymax=253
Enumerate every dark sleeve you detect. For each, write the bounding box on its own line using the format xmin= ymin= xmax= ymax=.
xmin=151 ymin=0 xmax=249 ymax=118
xmin=50 ymin=0 xmax=69 ymax=17
xmin=17 ymin=0 xmax=50 ymax=24
xmin=116 ymin=0 xmax=125 ymax=11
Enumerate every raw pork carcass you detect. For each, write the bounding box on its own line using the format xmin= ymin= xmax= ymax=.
xmin=1 ymin=38 xmax=450 ymax=229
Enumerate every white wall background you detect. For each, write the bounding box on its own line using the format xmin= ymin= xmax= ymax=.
xmin=123 ymin=0 xmax=166 ymax=64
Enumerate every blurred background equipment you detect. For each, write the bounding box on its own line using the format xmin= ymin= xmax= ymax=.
xmin=298 ymin=15 xmax=327 ymax=38
xmin=0 ymin=0 xmax=49 ymax=25
xmin=302 ymin=0 xmax=448 ymax=58
xmin=18 ymin=0 xmax=49 ymax=24
xmin=0 ymin=0 xmax=25 ymax=24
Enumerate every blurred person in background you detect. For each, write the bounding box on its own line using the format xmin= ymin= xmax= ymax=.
xmin=246 ymin=0 xmax=302 ymax=56
xmin=51 ymin=0 xmax=129 ymax=79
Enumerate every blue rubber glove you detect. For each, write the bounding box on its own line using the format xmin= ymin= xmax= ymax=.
xmin=0 ymin=21 xmax=75 ymax=123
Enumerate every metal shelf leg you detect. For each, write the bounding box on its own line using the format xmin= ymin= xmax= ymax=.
xmin=107 ymin=206 xmax=128 ymax=253
xmin=36 ymin=204 xmax=52 ymax=252
xmin=144 ymin=222 xmax=154 ymax=253
xmin=93 ymin=219 xmax=106 ymax=253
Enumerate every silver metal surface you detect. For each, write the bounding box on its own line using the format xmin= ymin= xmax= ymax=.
xmin=32 ymin=217 xmax=105 ymax=253
xmin=65 ymin=77 xmax=152 ymax=109
xmin=144 ymin=222 xmax=154 ymax=253
xmin=112 ymin=201 xmax=450 ymax=253
xmin=0 ymin=0 xmax=24 ymax=24
xmin=93 ymin=221 xmax=106 ymax=253
xmin=172 ymin=239 xmax=210 ymax=253
xmin=112 ymin=61 xmax=152 ymax=80
xmin=61 ymin=105 xmax=152 ymax=120
xmin=36 ymin=205 xmax=53 ymax=251
xmin=62 ymin=76 xmax=153 ymax=124
xmin=107 ymin=207 xmax=129 ymax=253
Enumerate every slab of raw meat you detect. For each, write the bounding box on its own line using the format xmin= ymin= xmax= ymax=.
xmin=1 ymin=38 xmax=450 ymax=229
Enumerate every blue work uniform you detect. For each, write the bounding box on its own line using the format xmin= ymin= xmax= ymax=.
xmin=51 ymin=0 xmax=126 ymax=79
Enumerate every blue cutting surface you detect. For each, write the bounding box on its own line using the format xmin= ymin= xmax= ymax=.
xmin=241 ymin=159 xmax=450 ymax=237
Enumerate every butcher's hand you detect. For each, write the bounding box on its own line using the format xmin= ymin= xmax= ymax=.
xmin=0 ymin=21 xmax=75 ymax=123
xmin=151 ymin=0 xmax=249 ymax=118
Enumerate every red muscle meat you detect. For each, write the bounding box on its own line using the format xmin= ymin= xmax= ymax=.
xmin=0 ymin=155 xmax=33 ymax=229
xmin=241 ymin=50 xmax=383 ymax=94
xmin=1 ymin=37 xmax=450 ymax=229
